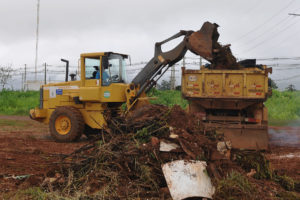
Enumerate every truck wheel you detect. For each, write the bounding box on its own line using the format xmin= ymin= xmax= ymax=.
xmin=49 ymin=107 xmax=84 ymax=142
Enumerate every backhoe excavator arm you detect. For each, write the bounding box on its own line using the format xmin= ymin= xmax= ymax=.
xmin=126 ymin=22 xmax=238 ymax=112
xmin=131 ymin=30 xmax=194 ymax=98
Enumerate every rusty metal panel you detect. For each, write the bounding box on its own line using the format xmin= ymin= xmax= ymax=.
xmin=204 ymin=123 xmax=269 ymax=150
xmin=224 ymin=74 xmax=243 ymax=97
xmin=223 ymin=127 xmax=269 ymax=150
xmin=246 ymin=74 xmax=265 ymax=98
xmin=181 ymin=68 xmax=268 ymax=100
xmin=183 ymin=73 xmax=202 ymax=97
xmin=204 ymin=73 xmax=223 ymax=97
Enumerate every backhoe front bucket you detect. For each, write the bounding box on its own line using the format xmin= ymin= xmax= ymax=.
xmin=187 ymin=22 xmax=219 ymax=62
xmin=187 ymin=22 xmax=239 ymax=69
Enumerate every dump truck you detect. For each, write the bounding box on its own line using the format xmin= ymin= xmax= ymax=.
xmin=29 ymin=21 xmax=270 ymax=150
xmin=182 ymin=61 xmax=272 ymax=150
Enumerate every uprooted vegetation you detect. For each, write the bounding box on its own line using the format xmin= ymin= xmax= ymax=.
xmin=5 ymin=104 xmax=300 ymax=199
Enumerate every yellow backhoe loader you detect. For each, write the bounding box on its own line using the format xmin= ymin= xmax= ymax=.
xmin=30 ymin=22 xmax=271 ymax=150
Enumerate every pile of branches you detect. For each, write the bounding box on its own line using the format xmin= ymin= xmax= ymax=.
xmin=40 ymin=105 xmax=299 ymax=199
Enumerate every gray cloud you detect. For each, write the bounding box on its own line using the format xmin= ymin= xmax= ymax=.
xmin=0 ymin=0 xmax=299 ymax=89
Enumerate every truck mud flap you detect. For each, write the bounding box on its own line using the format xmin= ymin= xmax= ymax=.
xmin=223 ymin=126 xmax=269 ymax=150
xmin=205 ymin=124 xmax=269 ymax=150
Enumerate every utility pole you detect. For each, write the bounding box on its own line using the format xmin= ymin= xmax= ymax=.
xmin=44 ymin=62 xmax=47 ymax=84
xmin=21 ymin=73 xmax=24 ymax=91
xmin=170 ymin=65 xmax=176 ymax=90
xmin=24 ymin=64 xmax=27 ymax=91
xmin=44 ymin=63 xmax=47 ymax=85
xmin=183 ymin=57 xmax=186 ymax=67
xmin=34 ymin=0 xmax=40 ymax=81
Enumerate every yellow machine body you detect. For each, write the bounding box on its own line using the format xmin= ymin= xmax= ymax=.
xmin=30 ymin=52 xmax=142 ymax=131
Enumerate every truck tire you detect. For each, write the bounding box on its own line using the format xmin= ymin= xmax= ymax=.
xmin=49 ymin=107 xmax=84 ymax=142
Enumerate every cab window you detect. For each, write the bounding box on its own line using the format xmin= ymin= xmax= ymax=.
xmin=85 ymin=58 xmax=100 ymax=79
xmin=102 ymin=54 xmax=127 ymax=86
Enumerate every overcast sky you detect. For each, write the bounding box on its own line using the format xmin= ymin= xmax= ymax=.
xmin=0 ymin=0 xmax=300 ymax=89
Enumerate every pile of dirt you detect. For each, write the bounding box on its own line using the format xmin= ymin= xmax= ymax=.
xmin=27 ymin=105 xmax=299 ymax=199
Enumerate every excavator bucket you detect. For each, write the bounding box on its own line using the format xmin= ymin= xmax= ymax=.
xmin=187 ymin=22 xmax=239 ymax=69
xmin=187 ymin=22 xmax=219 ymax=62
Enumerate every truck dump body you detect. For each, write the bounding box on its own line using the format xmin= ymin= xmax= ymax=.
xmin=182 ymin=66 xmax=272 ymax=150
xmin=182 ymin=66 xmax=270 ymax=100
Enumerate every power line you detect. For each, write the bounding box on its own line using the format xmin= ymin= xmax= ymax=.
xmin=234 ymin=0 xmax=296 ymax=42
xmin=275 ymin=73 xmax=300 ymax=81
xmin=237 ymin=15 xmax=293 ymax=47
xmin=243 ymin=0 xmax=265 ymax=16
xmin=243 ymin=18 xmax=300 ymax=53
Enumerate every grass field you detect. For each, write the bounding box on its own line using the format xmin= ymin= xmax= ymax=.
xmin=0 ymin=89 xmax=299 ymax=125
xmin=0 ymin=90 xmax=39 ymax=116
xmin=265 ymin=90 xmax=300 ymax=125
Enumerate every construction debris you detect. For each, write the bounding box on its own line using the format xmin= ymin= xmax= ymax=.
xmin=162 ymin=160 xmax=215 ymax=200
xmin=159 ymin=141 xmax=180 ymax=152
xmin=38 ymin=105 xmax=299 ymax=199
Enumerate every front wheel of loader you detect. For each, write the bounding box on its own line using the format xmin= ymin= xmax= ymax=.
xmin=49 ymin=107 xmax=84 ymax=142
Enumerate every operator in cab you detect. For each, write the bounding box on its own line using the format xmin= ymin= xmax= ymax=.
xmin=92 ymin=65 xmax=109 ymax=85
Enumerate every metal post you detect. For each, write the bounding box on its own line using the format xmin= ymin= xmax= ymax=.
xmin=34 ymin=0 xmax=40 ymax=81
xmin=24 ymin=64 xmax=27 ymax=91
xmin=200 ymin=57 xmax=202 ymax=69
xmin=44 ymin=62 xmax=47 ymax=84
xmin=21 ymin=73 xmax=24 ymax=91
xmin=183 ymin=57 xmax=186 ymax=67
xmin=61 ymin=59 xmax=69 ymax=82
xmin=170 ymin=65 xmax=176 ymax=90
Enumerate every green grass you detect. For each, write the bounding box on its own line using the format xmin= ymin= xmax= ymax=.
xmin=214 ymin=171 xmax=258 ymax=200
xmin=265 ymin=90 xmax=300 ymax=123
xmin=148 ymin=89 xmax=188 ymax=109
xmin=0 ymin=90 xmax=39 ymax=115
xmin=0 ymin=89 xmax=299 ymax=125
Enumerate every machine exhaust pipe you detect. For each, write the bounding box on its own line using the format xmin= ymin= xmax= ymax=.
xmin=61 ymin=59 xmax=69 ymax=82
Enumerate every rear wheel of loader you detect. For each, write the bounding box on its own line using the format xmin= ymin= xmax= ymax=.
xmin=49 ymin=107 xmax=84 ymax=142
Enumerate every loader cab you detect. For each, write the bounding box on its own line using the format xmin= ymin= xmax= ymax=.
xmin=81 ymin=52 xmax=128 ymax=87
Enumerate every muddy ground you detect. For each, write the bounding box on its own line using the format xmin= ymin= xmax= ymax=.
xmin=0 ymin=115 xmax=299 ymax=195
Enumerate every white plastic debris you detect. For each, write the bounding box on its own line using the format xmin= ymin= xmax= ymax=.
xmin=159 ymin=141 xmax=180 ymax=152
xmin=162 ymin=160 xmax=215 ymax=200
xmin=217 ymin=141 xmax=227 ymax=154
xmin=169 ymin=126 xmax=179 ymax=139
xmin=217 ymin=141 xmax=232 ymax=154
xmin=169 ymin=133 xmax=179 ymax=139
